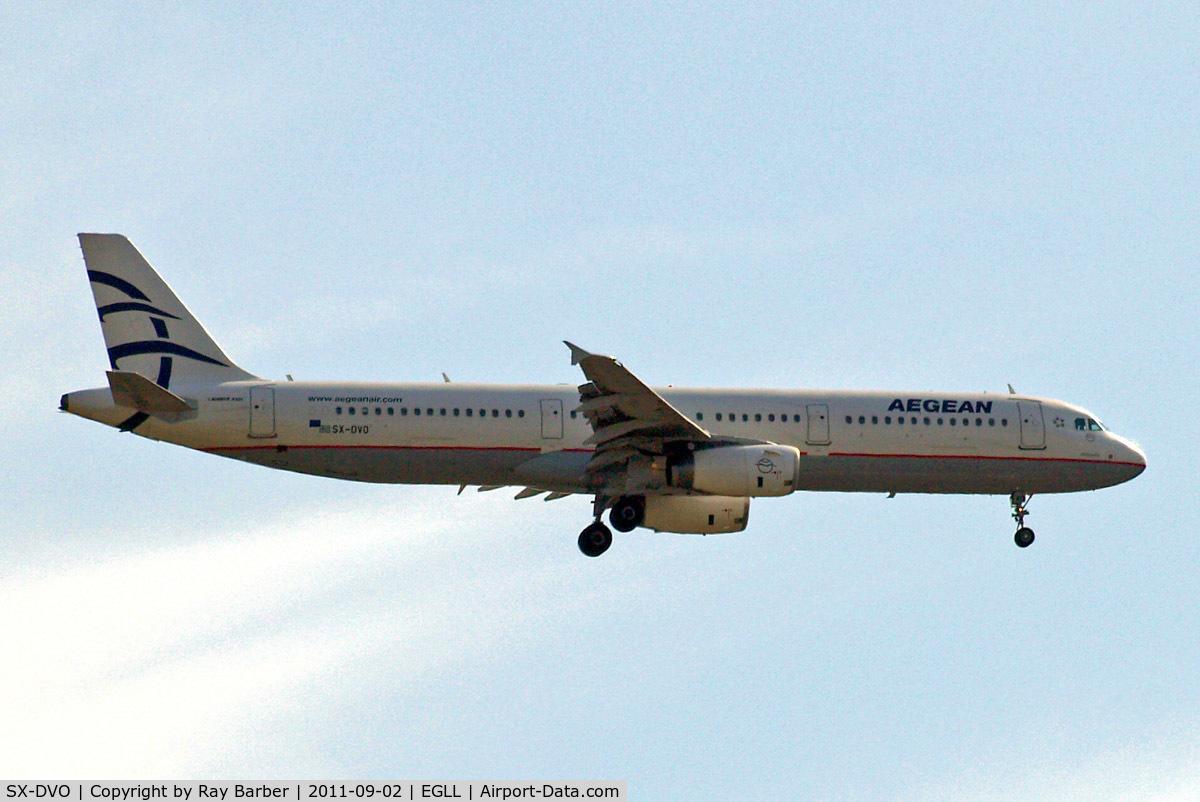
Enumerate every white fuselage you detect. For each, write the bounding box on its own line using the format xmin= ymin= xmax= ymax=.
xmin=63 ymin=380 xmax=1147 ymax=496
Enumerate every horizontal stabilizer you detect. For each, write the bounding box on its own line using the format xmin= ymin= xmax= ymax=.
xmin=107 ymin=370 xmax=193 ymax=416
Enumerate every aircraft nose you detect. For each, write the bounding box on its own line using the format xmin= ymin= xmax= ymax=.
xmin=1115 ymin=436 xmax=1147 ymax=476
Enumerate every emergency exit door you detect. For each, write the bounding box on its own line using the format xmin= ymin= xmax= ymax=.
xmin=540 ymin=399 xmax=563 ymax=439
xmin=806 ymin=404 xmax=830 ymax=445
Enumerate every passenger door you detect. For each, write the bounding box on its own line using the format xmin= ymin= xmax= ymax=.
xmin=1017 ymin=401 xmax=1046 ymax=450
xmin=249 ymin=386 xmax=276 ymax=438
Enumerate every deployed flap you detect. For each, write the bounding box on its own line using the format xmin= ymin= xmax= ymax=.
xmin=107 ymin=370 xmax=193 ymax=416
xmin=564 ymin=341 xmax=709 ymax=442
xmin=564 ymin=342 xmax=710 ymax=481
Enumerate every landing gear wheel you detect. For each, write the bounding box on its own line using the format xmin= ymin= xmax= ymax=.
xmin=609 ymin=495 xmax=645 ymax=533
xmin=578 ymin=522 xmax=613 ymax=557
xmin=1009 ymin=492 xmax=1035 ymax=548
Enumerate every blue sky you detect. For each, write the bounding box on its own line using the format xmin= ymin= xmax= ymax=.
xmin=3 ymin=2 xmax=1198 ymax=797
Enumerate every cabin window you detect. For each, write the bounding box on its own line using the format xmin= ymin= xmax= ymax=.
xmin=401 ymin=408 xmax=407 ymax=416
xmin=479 ymin=409 xmax=486 ymax=417
xmin=742 ymin=414 xmax=749 ymax=422
xmin=871 ymin=416 xmax=878 ymax=425
xmin=335 ymin=406 xmax=342 ymax=415
xmin=754 ymin=413 xmax=762 ymax=422
xmin=348 ymin=407 xmax=356 ymax=416
xmin=950 ymin=418 xmax=956 ymax=426
xmin=518 ymin=410 xmax=525 ymax=418
xmin=697 ymin=412 xmax=704 ymax=421
xmin=388 ymin=407 xmax=394 ymax=416
xmin=440 ymin=408 xmax=446 ymax=416
xmin=897 ymin=416 xmax=904 ymax=425
xmin=492 ymin=409 xmax=499 ymax=417
xmin=988 ymin=418 xmax=994 ymax=426
xmin=845 ymin=416 xmax=853 ymax=424
xmin=885 ymin=416 xmax=892 ymax=424
xmin=937 ymin=418 xmax=944 ymax=425
xmin=466 ymin=409 xmax=473 ymax=417
xmin=975 ymin=418 xmax=982 ymax=426
xmin=570 ymin=411 xmax=577 ymax=419
xmin=924 ymin=417 xmax=930 ymax=425
xmin=414 ymin=408 xmax=421 ymax=416
xmin=505 ymin=409 xmax=512 ymax=418
xmin=715 ymin=413 xmax=723 ymax=421
xmin=1001 ymin=419 xmax=1008 ymax=426
xmin=453 ymin=408 xmax=460 ymax=416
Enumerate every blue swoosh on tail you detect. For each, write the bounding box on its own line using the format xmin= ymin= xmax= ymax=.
xmin=87 ymin=270 xmax=149 ymax=300
xmin=97 ymin=302 xmax=180 ymax=321
xmin=108 ymin=340 xmax=228 ymax=367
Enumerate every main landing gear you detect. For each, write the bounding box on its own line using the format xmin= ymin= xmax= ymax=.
xmin=609 ymin=495 xmax=645 ymax=533
xmin=578 ymin=521 xmax=612 ymax=557
xmin=1011 ymin=492 xmax=1035 ymax=548
xmin=577 ymin=495 xmax=646 ymax=557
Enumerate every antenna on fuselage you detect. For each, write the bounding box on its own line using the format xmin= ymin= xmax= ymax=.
xmin=1007 ymin=383 xmax=1016 ymax=394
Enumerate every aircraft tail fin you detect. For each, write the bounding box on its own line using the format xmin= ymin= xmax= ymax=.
xmin=78 ymin=234 xmax=258 ymax=387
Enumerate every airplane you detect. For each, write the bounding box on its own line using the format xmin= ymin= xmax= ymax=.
xmin=60 ymin=234 xmax=1147 ymax=557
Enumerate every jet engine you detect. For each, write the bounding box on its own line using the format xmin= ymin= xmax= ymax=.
xmin=642 ymin=495 xmax=750 ymax=534
xmin=668 ymin=444 xmax=800 ymax=497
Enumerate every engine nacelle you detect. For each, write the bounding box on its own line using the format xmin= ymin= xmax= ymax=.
xmin=669 ymin=444 xmax=800 ymax=497
xmin=642 ymin=495 xmax=750 ymax=534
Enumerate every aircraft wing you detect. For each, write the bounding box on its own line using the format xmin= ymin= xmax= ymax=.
xmin=564 ymin=342 xmax=711 ymax=477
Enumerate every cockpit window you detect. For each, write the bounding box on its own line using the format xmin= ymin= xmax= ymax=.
xmin=1075 ymin=417 xmax=1105 ymax=432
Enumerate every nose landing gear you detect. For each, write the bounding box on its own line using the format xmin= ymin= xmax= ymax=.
xmin=1011 ymin=492 xmax=1035 ymax=548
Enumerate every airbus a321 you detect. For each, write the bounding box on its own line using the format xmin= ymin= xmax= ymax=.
xmin=60 ymin=234 xmax=1147 ymax=556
